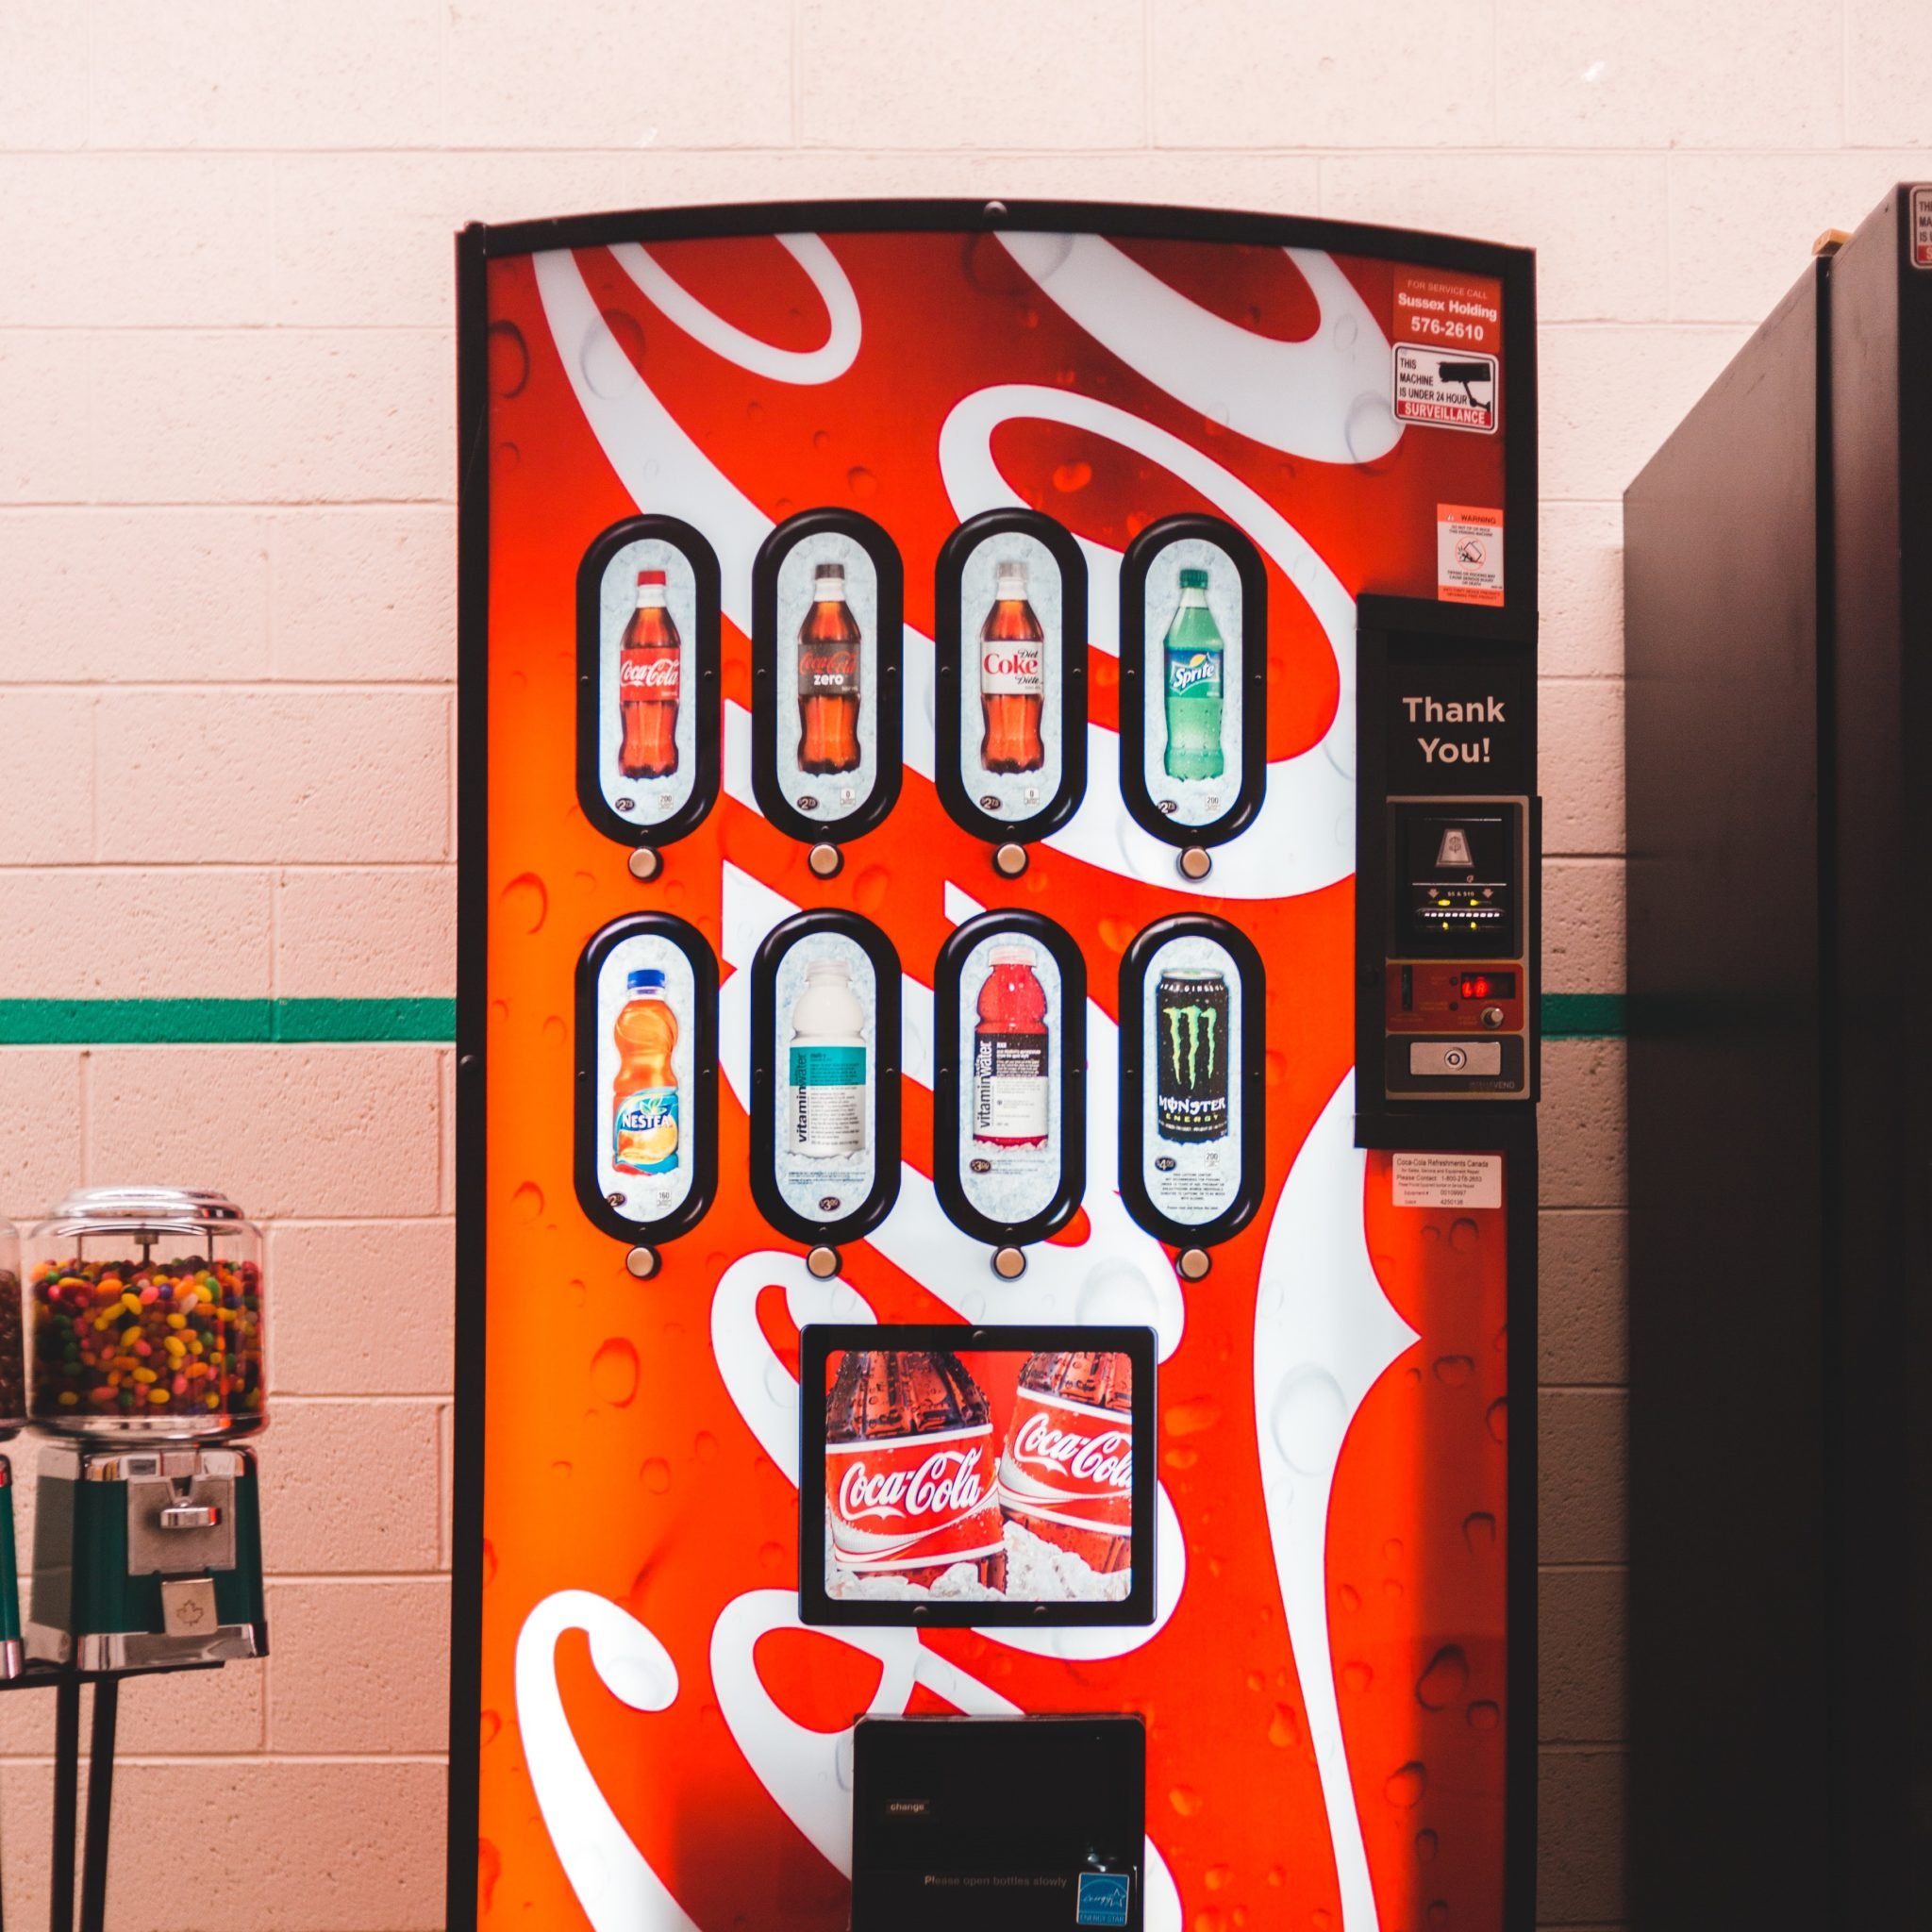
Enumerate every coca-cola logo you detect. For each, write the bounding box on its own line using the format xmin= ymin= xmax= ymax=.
xmin=799 ymin=648 xmax=858 ymax=683
xmin=620 ymin=653 xmax=679 ymax=691
xmin=837 ymin=1450 xmax=987 ymax=1524
xmin=982 ymin=648 xmax=1041 ymax=677
xmin=1010 ymin=1411 xmax=1132 ymax=1493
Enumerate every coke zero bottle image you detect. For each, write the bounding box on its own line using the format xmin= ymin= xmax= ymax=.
xmin=980 ymin=558 xmax=1045 ymax=774
xmin=619 ymin=567 xmax=681 ymax=780
xmin=996 ymin=1351 xmax=1134 ymax=1577
xmin=824 ymin=1350 xmax=1008 ymax=1591
xmin=797 ymin=560 xmax=862 ymax=774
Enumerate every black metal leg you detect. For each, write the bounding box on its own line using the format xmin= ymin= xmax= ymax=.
xmin=48 ymin=1680 xmax=78 ymax=1932
xmin=75 ymin=1682 xmax=115 ymax=1932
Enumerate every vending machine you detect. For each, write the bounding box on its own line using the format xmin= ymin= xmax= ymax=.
xmin=1624 ymin=184 xmax=1932 ymax=1926
xmin=450 ymin=199 xmax=1540 ymax=1931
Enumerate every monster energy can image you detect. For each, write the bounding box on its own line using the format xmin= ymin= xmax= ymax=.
xmin=1156 ymin=970 xmax=1230 ymax=1142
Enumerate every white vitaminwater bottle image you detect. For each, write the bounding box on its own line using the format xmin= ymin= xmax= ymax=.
xmin=788 ymin=958 xmax=868 ymax=1158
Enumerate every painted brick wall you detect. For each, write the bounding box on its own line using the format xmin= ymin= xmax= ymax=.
xmin=0 ymin=2 xmax=1922 ymax=1925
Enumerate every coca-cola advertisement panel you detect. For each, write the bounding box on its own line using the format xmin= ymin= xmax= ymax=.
xmin=457 ymin=201 xmax=1536 ymax=1932
xmin=800 ymin=1325 xmax=1157 ymax=1627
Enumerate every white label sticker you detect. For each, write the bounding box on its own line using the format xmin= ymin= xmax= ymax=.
xmin=1437 ymin=505 xmax=1504 ymax=608
xmin=1394 ymin=343 xmax=1498 ymax=433
xmin=1913 ymin=186 xmax=1932 ymax=268
xmin=1391 ymin=1152 xmax=1503 ymax=1209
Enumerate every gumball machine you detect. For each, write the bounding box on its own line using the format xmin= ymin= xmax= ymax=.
xmin=23 ymin=1187 xmax=267 ymax=1671
xmin=0 ymin=1214 xmax=25 ymax=1679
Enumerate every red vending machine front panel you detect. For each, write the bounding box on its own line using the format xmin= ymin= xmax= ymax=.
xmin=453 ymin=203 xmax=1537 ymax=1932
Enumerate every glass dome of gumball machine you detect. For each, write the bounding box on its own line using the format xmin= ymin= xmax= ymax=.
xmin=0 ymin=1216 xmax=25 ymax=1679
xmin=23 ymin=1188 xmax=268 ymax=1671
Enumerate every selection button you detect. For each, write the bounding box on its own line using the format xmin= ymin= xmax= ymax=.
xmin=1409 ymin=1040 xmax=1503 ymax=1077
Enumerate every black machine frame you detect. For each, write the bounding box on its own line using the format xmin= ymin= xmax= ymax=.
xmin=451 ymin=196 xmax=1541 ymax=1932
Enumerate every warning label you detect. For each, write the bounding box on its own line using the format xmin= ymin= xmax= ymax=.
xmin=1437 ymin=504 xmax=1504 ymax=607
xmin=1396 ymin=344 xmax=1498 ymax=433
xmin=1391 ymin=1152 xmax=1503 ymax=1210
xmin=1913 ymin=186 xmax=1932 ymax=267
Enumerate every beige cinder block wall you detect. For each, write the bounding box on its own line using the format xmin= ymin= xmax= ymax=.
xmin=1 ymin=2 xmax=1924 ymax=1924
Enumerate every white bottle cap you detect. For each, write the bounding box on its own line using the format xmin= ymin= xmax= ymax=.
xmin=814 ymin=564 xmax=846 ymax=598
xmin=988 ymin=943 xmax=1036 ymax=966
xmin=994 ymin=560 xmax=1028 ymax=598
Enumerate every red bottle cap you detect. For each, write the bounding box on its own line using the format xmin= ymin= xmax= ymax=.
xmin=638 ymin=568 xmax=667 ymax=586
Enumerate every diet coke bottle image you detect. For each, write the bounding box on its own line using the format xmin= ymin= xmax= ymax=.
xmin=797 ymin=560 xmax=862 ymax=774
xmin=824 ymin=1350 xmax=1008 ymax=1591
xmin=618 ymin=568 xmax=681 ymax=780
xmin=972 ymin=944 xmax=1050 ymax=1150
xmin=980 ymin=558 xmax=1044 ymax=774
xmin=996 ymin=1351 xmax=1134 ymax=1578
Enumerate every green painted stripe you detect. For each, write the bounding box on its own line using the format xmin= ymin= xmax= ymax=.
xmin=0 ymin=998 xmax=457 ymax=1045
xmin=0 ymin=992 xmax=1624 ymax=1046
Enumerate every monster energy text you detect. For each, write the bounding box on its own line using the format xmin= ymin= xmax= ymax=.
xmin=1156 ymin=969 xmax=1231 ymax=1141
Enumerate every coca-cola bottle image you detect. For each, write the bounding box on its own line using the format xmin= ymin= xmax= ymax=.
xmin=824 ymin=1350 xmax=1008 ymax=1591
xmin=995 ymin=1351 xmax=1134 ymax=1577
xmin=618 ymin=567 xmax=680 ymax=780
xmin=980 ymin=558 xmax=1044 ymax=774
xmin=798 ymin=560 xmax=861 ymax=774
xmin=973 ymin=944 xmax=1049 ymax=1150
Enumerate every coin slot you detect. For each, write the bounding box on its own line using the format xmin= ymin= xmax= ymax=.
xmin=1117 ymin=513 xmax=1268 ymax=849
xmin=575 ymin=912 xmax=719 ymax=1245
xmin=1118 ymin=913 xmax=1267 ymax=1249
xmin=749 ymin=909 xmax=902 ymax=1249
xmin=752 ymin=508 xmax=904 ymax=845
xmin=575 ymin=515 xmax=722 ymax=852
xmin=934 ymin=509 xmax=1090 ymax=846
xmin=932 ymin=910 xmax=1087 ymax=1249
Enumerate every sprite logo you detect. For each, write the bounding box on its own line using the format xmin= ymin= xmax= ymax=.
xmin=1165 ymin=1002 xmax=1219 ymax=1091
xmin=1168 ymin=651 xmax=1220 ymax=697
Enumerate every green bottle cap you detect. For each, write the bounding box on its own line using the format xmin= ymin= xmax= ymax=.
xmin=1178 ymin=568 xmax=1208 ymax=589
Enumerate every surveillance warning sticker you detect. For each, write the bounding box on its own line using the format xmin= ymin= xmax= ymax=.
xmin=1396 ymin=344 xmax=1499 ymax=433
xmin=1437 ymin=504 xmax=1504 ymax=607
xmin=1913 ymin=186 xmax=1932 ymax=267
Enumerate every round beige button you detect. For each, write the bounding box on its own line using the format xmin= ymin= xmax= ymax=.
xmin=625 ymin=1245 xmax=660 ymax=1280
xmin=1177 ymin=1247 xmax=1212 ymax=1282
xmin=807 ymin=1244 xmax=841 ymax=1279
xmin=808 ymin=842 xmax=842 ymax=879
xmin=991 ymin=1246 xmax=1027 ymax=1280
xmin=992 ymin=842 xmax=1028 ymax=878
xmin=627 ymin=846 xmax=663 ymax=882
xmin=1177 ymin=846 xmax=1213 ymax=882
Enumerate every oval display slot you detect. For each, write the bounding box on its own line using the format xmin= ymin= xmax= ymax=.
xmin=932 ymin=909 xmax=1087 ymax=1249
xmin=749 ymin=909 xmax=903 ymax=1248
xmin=1117 ymin=912 xmax=1266 ymax=1250
xmin=575 ymin=514 xmax=722 ymax=850
xmin=1117 ymin=511 xmax=1268 ymax=849
xmin=574 ymin=911 xmax=720 ymax=1246
xmin=934 ymin=508 xmax=1089 ymax=846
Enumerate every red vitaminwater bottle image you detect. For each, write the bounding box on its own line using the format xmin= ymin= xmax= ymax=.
xmin=980 ymin=558 xmax=1045 ymax=774
xmin=824 ymin=1350 xmax=1008 ymax=1591
xmin=996 ymin=1351 xmax=1135 ymax=1578
xmin=797 ymin=560 xmax=862 ymax=775
xmin=972 ymin=944 xmax=1050 ymax=1150
xmin=618 ymin=568 xmax=681 ymax=780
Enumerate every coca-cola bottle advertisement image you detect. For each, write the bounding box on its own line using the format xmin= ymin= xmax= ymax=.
xmin=819 ymin=1340 xmax=1148 ymax=1608
xmin=1139 ymin=932 xmax=1244 ymax=1227
xmin=774 ymin=934 xmax=877 ymax=1223
xmin=958 ymin=533 xmax=1060 ymax=817
xmin=959 ymin=936 xmax=1061 ymax=1227
xmin=777 ymin=533 xmax=878 ymax=823
xmin=596 ymin=541 xmax=697 ymax=827
xmin=1141 ymin=540 xmax=1242 ymax=828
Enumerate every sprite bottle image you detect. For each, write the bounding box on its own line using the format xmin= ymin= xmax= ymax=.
xmin=1161 ymin=566 xmax=1224 ymax=782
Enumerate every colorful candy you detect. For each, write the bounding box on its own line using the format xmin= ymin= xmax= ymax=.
xmin=0 ymin=1271 xmax=23 ymax=1426
xmin=30 ymin=1256 xmax=262 ymax=1431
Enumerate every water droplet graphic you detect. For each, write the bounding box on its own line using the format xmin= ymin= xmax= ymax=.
xmin=501 ymin=872 xmax=547 ymax=933
xmin=1468 ymin=1699 xmax=1501 ymax=1729
xmin=487 ymin=321 xmax=528 ymax=398
xmin=1075 ymin=1258 xmax=1160 ymax=1327
xmin=1193 ymin=1910 xmax=1226 ymax=1932
xmin=1384 ymin=1762 xmax=1426 ymax=1807
xmin=1169 ymin=1785 xmax=1205 ymax=1817
xmin=1463 ymin=1510 xmax=1497 ymax=1551
xmin=591 ymin=1337 xmax=640 ymax=1407
xmin=551 ymin=1459 xmax=573 ymax=1478
xmin=1271 ymin=1366 xmax=1347 ymax=1476
xmin=854 ymin=865 xmax=890 ymax=913
xmin=1383 ymin=1538 xmax=1404 ymax=1563
xmin=1339 ymin=1583 xmax=1360 ymax=1612
xmin=477 ymin=1840 xmax=502 ymax=1913
xmin=481 ymin=1540 xmax=497 ymax=1585
xmin=1449 ymin=1216 xmax=1479 ymax=1253
xmin=846 ymin=466 xmax=877 ymax=499
xmin=1341 ymin=1660 xmax=1373 ymax=1694
xmin=694 ymin=1430 xmax=719 ymax=1461
xmin=582 ymin=310 xmax=645 ymax=397
xmin=1332 ymin=314 xmax=1358 ymax=351
xmin=1164 ymin=1445 xmax=1199 ymax=1471
xmin=1434 ymin=1355 xmax=1475 ymax=1386
xmin=1265 ymin=1049 xmax=1288 ymax=1088
xmin=1485 ymin=1397 xmax=1508 ymax=1444
xmin=1345 ymin=391 xmax=1400 ymax=463
xmin=1416 ymin=1644 xmax=1469 ymax=1711
xmin=1166 ymin=1394 xmax=1222 ymax=1438
xmin=1415 ymin=1827 xmax=1439 ymax=1864
xmin=511 ymin=1182 xmax=544 ymax=1223
xmin=641 ymin=1457 xmax=671 ymax=1493
xmin=541 ymin=1014 xmax=565 ymax=1048
xmin=1052 ymin=460 xmax=1093 ymax=493
xmin=1268 ymin=1704 xmax=1300 ymax=1747
xmin=479 ymin=1708 xmax=501 ymax=1746
xmin=765 ymin=1357 xmax=797 ymax=1407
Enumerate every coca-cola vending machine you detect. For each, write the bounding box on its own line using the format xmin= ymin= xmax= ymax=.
xmin=450 ymin=201 xmax=1540 ymax=1931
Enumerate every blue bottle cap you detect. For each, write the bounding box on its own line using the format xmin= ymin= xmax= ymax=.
xmin=625 ymin=968 xmax=668 ymax=996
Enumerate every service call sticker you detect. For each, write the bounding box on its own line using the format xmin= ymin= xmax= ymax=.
xmin=1392 ymin=270 xmax=1502 ymax=434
